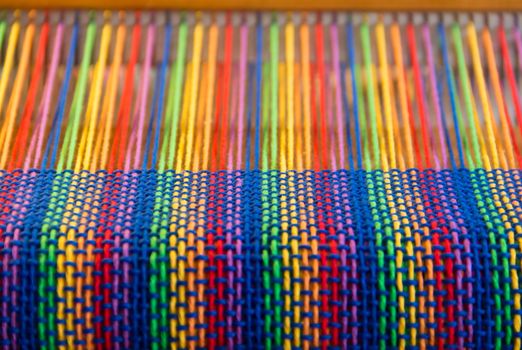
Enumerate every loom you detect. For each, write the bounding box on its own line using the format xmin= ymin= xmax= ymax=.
xmin=0 ymin=0 xmax=521 ymax=348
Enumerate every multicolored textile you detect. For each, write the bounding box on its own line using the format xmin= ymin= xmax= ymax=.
xmin=1 ymin=168 xmax=521 ymax=350
xmin=0 ymin=10 xmax=521 ymax=350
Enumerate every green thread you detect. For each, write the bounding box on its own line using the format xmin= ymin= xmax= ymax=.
xmin=57 ymin=20 xmax=97 ymax=171
xmin=360 ymin=23 xmax=380 ymax=170
xmin=164 ymin=19 xmax=188 ymax=170
xmin=270 ymin=18 xmax=279 ymax=169
xmin=451 ymin=24 xmax=482 ymax=169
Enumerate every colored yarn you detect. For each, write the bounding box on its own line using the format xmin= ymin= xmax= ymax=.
xmin=0 ymin=11 xmax=520 ymax=350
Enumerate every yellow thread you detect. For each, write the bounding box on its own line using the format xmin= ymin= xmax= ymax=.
xmin=193 ymin=64 xmax=209 ymax=171
xmin=286 ymin=19 xmax=295 ymax=170
xmin=376 ymin=23 xmax=396 ymax=169
xmin=172 ymin=63 xmax=193 ymax=349
xmin=387 ymin=68 xmax=406 ymax=170
xmin=183 ymin=22 xmax=204 ymax=171
xmin=186 ymin=189 xmax=197 ymax=348
xmin=98 ymin=20 xmax=125 ymax=170
xmin=196 ymin=179 xmax=208 ymax=347
xmin=169 ymin=181 xmax=181 ymax=347
xmin=279 ymin=63 xmax=287 ymax=171
xmin=279 ymin=59 xmax=291 ymax=350
xmin=201 ymin=24 xmax=218 ymax=170
xmin=300 ymin=23 xmax=312 ymax=169
xmin=76 ymin=72 xmax=97 ymax=171
xmin=0 ymin=17 xmax=19 ymax=118
xmin=371 ymin=63 xmax=388 ymax=170
xmin=467 ymin=22 xmax=499 ymax=169
xmin=293 ymin=67 xmax=309 ymax=348
xmin=0 ymin=20 xmax=33 ymax=168
xmin=184 ymin=24 xmax=206 ymax=349
xmin=280 ymin=180 xmax=291 ymax=350
xmin=79 ymin=22 xmax=112 ymax=171
xmin=468 ymin=87 xmax=490 ymax=169
xmin=482 ymin=28 xmax=516 ymax=169
xmin=175 ymin=63 xmax=193 ymax=172
xmin=301 ymin=28 xmax=319 ymax=344
xmin=402 ymin=193 xmax=418 ymax=346
xmin=64 ymin=190 xmax=79 ymax=347
xmin=389 ymin=30 xmax=419 ymax=345
xmin=78 ymin=19 xmax=112 ymax=348
xmin=196 ymin=176 xmax=208 ymax=347
xmin=411 ymin=189 xmax=428 ymax=349
xmin=290 ymin=60 xmax=302 ymax=348
xmin=294 ymin=63 xmax=304 ymax=171
xmin=93 ymin=71 xmax=111 ymax=169
xmin=390 ymin=24 xmax=415 ymax=169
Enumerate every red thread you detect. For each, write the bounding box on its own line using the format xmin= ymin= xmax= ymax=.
xmin=108 ymin=18 xmax=141 ymax=171
xmin=315 ymin=22 xmax=329 ymax=170
xmin=407 ymin=24 xmax=432 ymax=169
xmin=9 ymin=22 xmax=49 ymax=170
xmin=219 ymin=20 xmax=233 ymax=170
xmin=498 ymin=26 xmax=522 ymax=167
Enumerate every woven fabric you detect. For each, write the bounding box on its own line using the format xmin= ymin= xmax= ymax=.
xmin=0 ymin=168 xmax=520 ymax=349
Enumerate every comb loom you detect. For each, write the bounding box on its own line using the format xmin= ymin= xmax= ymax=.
xmin=0 ymin=4 xmax=520 ymax=349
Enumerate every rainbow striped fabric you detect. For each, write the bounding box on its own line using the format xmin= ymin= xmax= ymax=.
xmin=0 ymin=10 xmax=521 ymax=350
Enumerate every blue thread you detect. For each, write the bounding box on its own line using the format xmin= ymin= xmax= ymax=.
xmin=438 ymin=24 xmax=466 ymax=169
xmin=253 ymin=16 xmax=263 ymax=171
xmin=144 ymin=22 xmax=172 ymax=170
xmin=346 ymin=22 xmax=363 ymax=170
xmin=42 ymin=21 xmax=78 ymax=170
